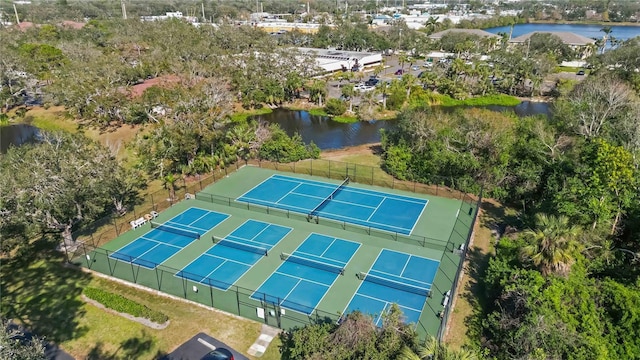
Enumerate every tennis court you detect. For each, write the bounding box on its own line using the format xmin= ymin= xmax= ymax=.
xmin=109 ymin=207 xmax=229 ymax=269
xmin=176 ymin=220 xmax=292 ymax=290
xmin=237 ymin=174 xmax=428 ymax=235
xmin=252 ymin=233 xmax=360 ymax=315
xmin=345 ymin=249 xmax=439 ymax=325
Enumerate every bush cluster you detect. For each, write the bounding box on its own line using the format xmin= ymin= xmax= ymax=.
xmin=83 ymin=287 xmax=169 ymax=324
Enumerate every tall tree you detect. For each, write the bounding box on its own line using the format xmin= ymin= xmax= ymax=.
xmin=0 ymin=132 xmax=140 ymax=252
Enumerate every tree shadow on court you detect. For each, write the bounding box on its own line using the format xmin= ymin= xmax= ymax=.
xmin=87 ymin=330 xmax=167 ymax=360
xmin=0 ymin=235 xmax=91 ymax=343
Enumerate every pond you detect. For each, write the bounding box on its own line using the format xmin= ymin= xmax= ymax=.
xmin=2 ymin=102 xmax=552 ymax=153
xmin=0 ymin=124 xmax=41 ymax=153
xmin=254 ymin=102 xmax=551 ymax=150
xmin=484 ymin=23 xmax=640 ymax=43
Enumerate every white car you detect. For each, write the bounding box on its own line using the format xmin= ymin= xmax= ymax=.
xmin=411 ymin=65 xmax=420 ymax=71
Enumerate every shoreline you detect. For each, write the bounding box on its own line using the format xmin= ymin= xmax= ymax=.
xmin=526 ymin=19 xmax=640 ymax=27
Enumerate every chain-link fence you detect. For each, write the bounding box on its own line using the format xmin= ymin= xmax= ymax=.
xmin=66 ymin=157 xmax=482 ymax=340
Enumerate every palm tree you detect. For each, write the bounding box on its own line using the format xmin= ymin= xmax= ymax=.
xmin=600 ymin=26 xmax=612 ymax=54
xmin=341 ymin=83 xmax=356 ymax=113
xmin=163 ymin=173 xmax=178 ymax=201
xmin=520 ymin=214 xmax=581 ymax=277
xmin=399 ymin=336 xmax=478 ymax=360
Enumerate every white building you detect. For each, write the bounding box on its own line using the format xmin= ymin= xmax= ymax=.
xmin=297 ymin=48 xmax=383 ymax=74
xmin=141 ymin=11 xmax=197 ymax=23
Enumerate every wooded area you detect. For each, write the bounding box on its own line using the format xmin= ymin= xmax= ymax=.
xmin=1 ymin=3 xmax=640 ymax=358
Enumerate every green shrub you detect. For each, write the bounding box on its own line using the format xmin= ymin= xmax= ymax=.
xmin=259 ymin=128 xmax=320 ymax=162
xmin=308 ymin=108 xmax=328 ymax=116
xmin=324 ymin=98 xmax=347 ymax=116
xmin=83 ymin=287 xmax=168 ymax=324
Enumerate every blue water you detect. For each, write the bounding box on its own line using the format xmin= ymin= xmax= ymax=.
xmin=485 ymin=23 xmax=640 ymax=42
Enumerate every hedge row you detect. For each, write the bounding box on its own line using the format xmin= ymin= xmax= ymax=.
xmin=83 ymin=287 xmax=169 ymax=324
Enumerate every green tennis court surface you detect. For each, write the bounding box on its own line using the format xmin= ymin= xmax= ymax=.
xmin=83 ymin=165 xmax=477 ymax=339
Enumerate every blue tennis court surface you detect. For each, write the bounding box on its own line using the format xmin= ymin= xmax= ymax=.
xmin=110 ymin=208 xmax=229 ymax=269
xmin=252 ymin=233 xmax=360 ymax=315
xmin=176 ymin=220 xmax=292 ymax=290
xmin=237 ymin=174 xmax=427 ymax=235
xmin=345 ymin=249 xmax=439 ymax=325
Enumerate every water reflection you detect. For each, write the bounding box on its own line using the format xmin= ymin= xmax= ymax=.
xmin=255 ymin=102 xmax=551 ymax=150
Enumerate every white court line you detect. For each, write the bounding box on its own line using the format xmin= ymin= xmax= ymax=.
xmin=354 ymin=292 xmax=424 ymax=313
xmin=235 ymin=195 xmax=311 ymax=213
xmin=272 ymin=174 xmax=342 ymax=189
xmin=319 ymin=237 xmax=338 ymax=258
xmin=235 ymin=174 xmax=280 ymax=200
xmin=339 ymin=185 xmax=428 ymax=205
xmin=376 ymin=248 xmax=441 ymax=270
xmin=398 ymin=255 xmax=412 ymax=278
xmin=408 ymin=199 xmax=429 ymax=235
xmin=277 ymin=278 xmax=303 ymax=306
xmin=365 ymin=196 xmax=386 ymax=222
xmin=274 ymin=270 xmax=329 ymax=288
xmin=274 ymin=183 xmax=303 ymax=205
xmin=366 ymin=268 xmax=433 ymax=288
xmin=341 ymin=248 xmax=386 ymax=317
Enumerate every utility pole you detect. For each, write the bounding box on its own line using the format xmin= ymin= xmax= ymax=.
xmin=13 ymin=3 xmax=20 ymax=24
xmin=201 ymin=2 xmax=205 ymax=22
xmin=121 ymin=0 xmax=127 ymax=20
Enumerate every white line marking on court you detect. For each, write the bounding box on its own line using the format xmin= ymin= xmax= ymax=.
xmin=185 ymin=210 xmax=216 ymax=228
xmin=339 ymin=185 xmax=428 ymax=204
xmin=235 ymin=174 xmax=279 ymax=200
xmin=365 ymin=196 xmax=386 ymax=222
xmin=200 ymin=255 xmax=230 ymax=282
xmin=279 ymin=278 xmax=303 ymax=305
xmin=320 ymin=237 xmax=337 ymax=257
xmin=235 ymin=195 xmax=311 ymax=213
xmin=409 ymin=199 xmax=429 ymax=235
xmin=274 ymin=183 xmax=303 ymax=205
xmin=110 ymin=236 xmax=182 ymax=268
xmin=272 ymin=174 xmax=341 ymax=189
xmin=399 ymin=255 xmax=412 ymax=278
xmin=354 ymin=292 xmax=424 ymax=313
xmin=166 ymin=221 xmax=209 ymax=234
xmin=340 ymin=248 xmax=386 ymax=317
xmin=366 ymin=269 xmax=433 ymax=289
xmin=275 ymin=270 xmax=330 ymax=288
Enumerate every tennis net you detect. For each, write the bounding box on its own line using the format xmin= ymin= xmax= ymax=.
xmin=281 ymin=252 xmax=345 ymax=275
xmin=357 ymin=272 xmax=430 ymax=296
xmin=213 ymin=236 xmax=268 ymax=256
xmin=150 ymin=222 xmax=200 ymax=239
xmin=308 ymin=177 xmax=350 ymax=219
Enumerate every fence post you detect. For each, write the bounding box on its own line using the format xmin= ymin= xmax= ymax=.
xmin=371 ymin=166 xmax=374 ymax=185
xmin=311 ymin=159 xmax=313 ymax=176
xmin=328 ymin=160 xmax=331 ymax=179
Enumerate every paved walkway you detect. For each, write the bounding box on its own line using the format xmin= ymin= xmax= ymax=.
xmin=247 ymin=324 xmax=280 ymax=357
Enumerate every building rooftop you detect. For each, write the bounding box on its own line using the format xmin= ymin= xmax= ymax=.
xmin=509 ymin=31 xmax=596 ymax=46
xmin=428 ymin=28 xmax=500 ymax=40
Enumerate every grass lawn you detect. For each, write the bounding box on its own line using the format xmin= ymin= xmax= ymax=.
xmin=0 ymin=239 xmax=281 ymax=360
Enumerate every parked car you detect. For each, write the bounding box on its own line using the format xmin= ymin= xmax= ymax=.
xmin=202 ymin=348 xmax=234 ymax=360
xmin=365 ymin=78 xmax=379 ymax=86
xmin=394 ymin=69 xmax=405 ymax=75
xmin=576 ymin=70 xmax=586 ymax=76
xmin=411 ymin=65 xmax=420 ymax=71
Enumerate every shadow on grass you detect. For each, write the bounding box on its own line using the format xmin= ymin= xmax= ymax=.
xmin=460 ymin=199 xmax=521 ymax=340
xmin=0 ymin=236 xmax=91 ymax=343
xmin=87 ymin=330 xmax=167 ymax=360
